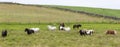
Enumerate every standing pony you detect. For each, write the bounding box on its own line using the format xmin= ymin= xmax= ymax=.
xmin=63 ymin=27 xmax=71 ymax=31
xmin=73 ymin=24 xmax=82 ymax=29
xmin=106 ymin=30 xmax=117 ymax=35
xmin=59 ymin=23 xmax=65 ymax=30
xmin=25 ymin=28 xmax=34 ymax=35
xmin=86 ymin=30 xmax=94 ymax=35
xmin=79 ymin=29 xmax=94 ymax=36
xmin=30 ymin=28 xmax=39 ymax=32
xmin=47 ymin=25 xmax=57 ymax=31
xmin=79 ymin=29 xmax=87 ymax=36
xmin=2 ymin=30 xmax=7 ymax=37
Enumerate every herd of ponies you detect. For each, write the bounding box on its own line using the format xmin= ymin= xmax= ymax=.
xmin=1 ymin=23 xmax=117 ymax=37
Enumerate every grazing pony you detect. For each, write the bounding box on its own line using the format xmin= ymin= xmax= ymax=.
xmin=79 ymin=29 xmax=87 ymax=36
xmin=60 ymin=23 xmax=65 ymax=27
xmin=63 ymin=27 xmax=71 ymax=31
xmin=106 ymin=30 xmax=117 ymax=35
xmin=79 ymin=29 xmax=94 ymax=36
xmin=86 ymin=30 xmax=94 ymax=35
xmin=30 ymin=28 xmax=39 ymax=32
xmin=47 ymin=25 xmax=57 ymax=31
xmin=2 ymin=30 xmax=7 ymax=37
xmin=73 ymin=24 xmax=82 ymax=29
xmin=59 ymin=23 xmax=65 ymax=30
xmin=25 ymin=28 xmax=34 ymax=35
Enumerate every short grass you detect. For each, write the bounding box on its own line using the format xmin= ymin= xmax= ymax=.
xmin=48 ymin=5 xmax=120 ymax=18
xmin=0 ymin=4 xmax=116 ymax=23
xmin=0 ymin=23 xmax=120 ymax=47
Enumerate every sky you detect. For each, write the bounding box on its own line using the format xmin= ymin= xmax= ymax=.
xmin=0 ymin=0 xmax=120 ymax=9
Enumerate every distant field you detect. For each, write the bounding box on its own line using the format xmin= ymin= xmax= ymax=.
xmin=0 ymin=24 xmax=120 ymax=47
xmin=48 ymin=5 xmax=120 ymax=18
xmin=0 ymin=4 xmax=116 ymax=23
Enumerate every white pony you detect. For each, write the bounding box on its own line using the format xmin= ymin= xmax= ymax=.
xmin=30 ymin=28 xmax=40 ymax=32
xmin=86 ymin=30 xmax=94 ymax=35
xmin=47 ymin=25 xmax=57 ymax=31
xmin=59 ymin=26 xmax=64 ymax=30
xmin=63 ymin=27 xmax=71 ymax=31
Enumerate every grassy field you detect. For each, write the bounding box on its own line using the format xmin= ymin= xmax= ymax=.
xmin=0 ymin=4 xmax=117 ymax=23
xmin=48 ymin=5 xmax=120 ymax=18
xmin=0 ymin=3 xmax=120 ymax=47
xmin=0 ymin=24 xmax=120 ymax=47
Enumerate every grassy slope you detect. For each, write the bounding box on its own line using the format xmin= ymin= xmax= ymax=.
xmin=0 ymin=4 xmax=116 ymax=23
xmin=48 ymin=5 xmax=120 ymax=18
xmin=0 ymin=24 xmax=120 ymax=47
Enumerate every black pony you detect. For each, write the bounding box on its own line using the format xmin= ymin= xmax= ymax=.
xmin=79 ymin=30 xmax=87 ymax=36
xmin=73 ymin=24 xmax=82 ymax=29
xmin=2 ymin=30 xmax=7 ymax=37
xmin=25 ymin=28 xmax=34 ymax=35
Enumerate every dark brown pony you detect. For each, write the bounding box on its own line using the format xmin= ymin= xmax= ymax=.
xmin=106 ymin=30 xmax=117 ymax=35
xmin=59 ymin=23 xmax=65 ymax=27
xmin=73 ymin=24 xmax=82 ymax=29
xmin=79 ymin=29 xmax=87 ymax=36
xmin=2 ymin=30 xmax=7 ymax=37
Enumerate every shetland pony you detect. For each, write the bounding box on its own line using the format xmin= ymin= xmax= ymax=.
xmin=2 ymin=30 xmax=7 ymax=37
xmin=73 ymin=24 xmax=82 ymax=29
xmin=106 ymin=30 xmax=117 ymax=35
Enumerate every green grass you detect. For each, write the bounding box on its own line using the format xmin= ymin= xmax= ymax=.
xmin=0 ymin=23 xmax=120 ymax=47
xmin=0 ymin=4 xmax=117 ymax=23
xmin=0 ymin=3 xmax=120 ymax=47
xmin=47 ymin=5 xmax=120 ymax=18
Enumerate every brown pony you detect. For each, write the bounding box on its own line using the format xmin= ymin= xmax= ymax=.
xmin=106 ymin=30 xmax=117 ymax=35
xmin=59 ymin=23 xmax=65 ymax=27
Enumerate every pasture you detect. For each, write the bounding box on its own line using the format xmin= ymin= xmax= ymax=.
xmin=0 ymin=23 xmax=120 ymax=47
xmin=0 ymin=3 xmax=120 ymax=47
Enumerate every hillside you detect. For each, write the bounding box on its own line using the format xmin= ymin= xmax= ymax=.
xmin=0 ymin=3 xmax=116 ymax=23
xmin=46 ymin=5 xmax=120 ymax=18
